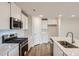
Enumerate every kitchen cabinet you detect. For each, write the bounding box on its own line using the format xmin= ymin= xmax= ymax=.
xmin=11 ymin=2 xmax=21 ymax=20
xmin=0 ymin=44 xmax=19 ymax=56
xmin=16 ymin=13 xmax=28 ymax=38
xmin=49 ymin=39 xmax=54 ymax=56
xmin=21 ymin=13 xmax=28 ymax=30
xmin=0 ymin=37 xmax=2 ymax=44
xmin=0 ymin=2 xmax=10 ymax=29
xmin=8 ymin=46 xmax=19 ymax=56
xmin=0 ymin=52 xmax=8 ymax=56
xmin=2 ymin=53 xmax=8 ymax=56
xmin=53 ymin=42 xmax=63 ymax=56
xmin=53 ymin=42 xmax=68 ymax=56
xmin=63 ymin=52 xmax=67 ymax=56
xmin=0 ymin=2 xmax=21 ymax=29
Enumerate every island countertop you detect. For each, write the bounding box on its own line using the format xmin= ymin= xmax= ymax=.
xmin=51 ymin=37 xmax=79 ymax=56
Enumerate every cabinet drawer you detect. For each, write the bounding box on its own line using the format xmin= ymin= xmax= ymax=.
xmin=8 ymin=46 xmax=19 ymax=56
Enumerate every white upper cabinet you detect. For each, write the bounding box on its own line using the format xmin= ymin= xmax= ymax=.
xmin=11 ymin=3 xmax=21 ymax=20
xmin=21 ymin=14 xmax=28 ymax=30
xmin=0 ymin=2 xmax=21 ymax=29
xmin=0 ymin=2 xmax=10 ymax=29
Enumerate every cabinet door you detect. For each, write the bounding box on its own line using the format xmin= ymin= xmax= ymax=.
xmin=11 ymin=3 xmax=21 ymax=19
xmin=2 ymin=53 xmax=8 ymax=56
xmin=8 ymin=46 xmax=19 ymax=56
xmin=63 ymin=53 xmax=67 ymax=56
xmin=0 ymin=52 xmax=7 ymax=56
xmin=53 ymin=42 xmax=63 ymax=56
xmin=22 ymin=14 xmax=28 ymax=30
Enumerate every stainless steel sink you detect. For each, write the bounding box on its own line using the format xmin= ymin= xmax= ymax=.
xmin=57 ymin=41 xmax=78 ymax=48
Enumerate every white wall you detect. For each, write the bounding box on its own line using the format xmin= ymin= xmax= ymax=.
xmin=41 ymin=19 xmax=49 ymax=43
xmin=28 ymin=16 xmax=32 ymax=50
xmin=59 ymin=17 xmax=79 ymax=39
xmin=32 ymin=16 xmax=42 ymax=46
xmin=48 ymin=19 xmax=57 ymax=25
xmin=48 ymin=25 xmax=58 ymax=37
xmin=0 ymin=2 xmax=10 ymax=29
xmin=48 ymin=19 xmax=58 ymax=37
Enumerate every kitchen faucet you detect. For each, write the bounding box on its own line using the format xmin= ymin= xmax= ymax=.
xmin=66 ymin=32 xmax=75 ymax=43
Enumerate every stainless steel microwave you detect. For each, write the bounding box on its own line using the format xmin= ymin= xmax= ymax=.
xmin=10 ymin=17 xmax=23 ymax=29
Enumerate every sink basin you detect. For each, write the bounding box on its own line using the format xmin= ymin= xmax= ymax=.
xmin=58 ymin=41 xmax=78 ymax=48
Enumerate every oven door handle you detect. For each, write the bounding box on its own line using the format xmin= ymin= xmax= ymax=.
xmin=20 ymin=42 xmax=28 ymax=48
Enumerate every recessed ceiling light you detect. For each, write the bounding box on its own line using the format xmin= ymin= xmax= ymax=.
xmin=58 ymin=14 xmax=62 ymax=17
xmin=72 ymin=15 xmax=76 ymax=17
xmin=39 ymin=15 xmax=44 ymax=17
xmin=15 ymin=18 xmax=18 ymax=21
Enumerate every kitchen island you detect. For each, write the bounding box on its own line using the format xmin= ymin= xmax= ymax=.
xmin=51 ymin=37 xmax=79 ymax=56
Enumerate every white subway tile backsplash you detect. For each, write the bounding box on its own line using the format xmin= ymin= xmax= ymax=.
xmin=0 ymin=30 xmax=16 ymax=36
xmin=0 ymin=36 xmax=2 ymax=44
xmin=0 ymin=30 xmax=16 ymax=44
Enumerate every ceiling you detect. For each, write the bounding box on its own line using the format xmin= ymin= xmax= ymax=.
xmin=16 ymin=2 xmax=79 ymax=19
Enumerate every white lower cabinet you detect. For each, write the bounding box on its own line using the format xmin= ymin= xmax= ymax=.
xmin=63 ymin=52 xmax=67 ymax=56
xmin=0 ymin=52 xmax=7 ymax=56
xmin=53 ymin=42 xmax=63 ymax=56
xmin=3 ymin=53 xmax=8 ymax=56
xmin=8 ymin=46 xmax=19 ymax=56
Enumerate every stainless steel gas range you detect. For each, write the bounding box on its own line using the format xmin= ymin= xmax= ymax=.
xmin=2 ymin=34 xmax=28 ymax=56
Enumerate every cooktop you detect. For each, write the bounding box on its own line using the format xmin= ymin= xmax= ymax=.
xmin=3 ymin=38 xmax=28 ymax=44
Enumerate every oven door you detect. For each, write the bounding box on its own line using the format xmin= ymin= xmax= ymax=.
xmin=20 ymin=41 xmax=28 ymax=56
xmin=22 ymin=44 xmax=28 ymax=56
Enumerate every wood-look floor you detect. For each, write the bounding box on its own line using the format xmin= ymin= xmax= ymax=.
xmin=28 ymin=43 xmax=53 ymax=56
